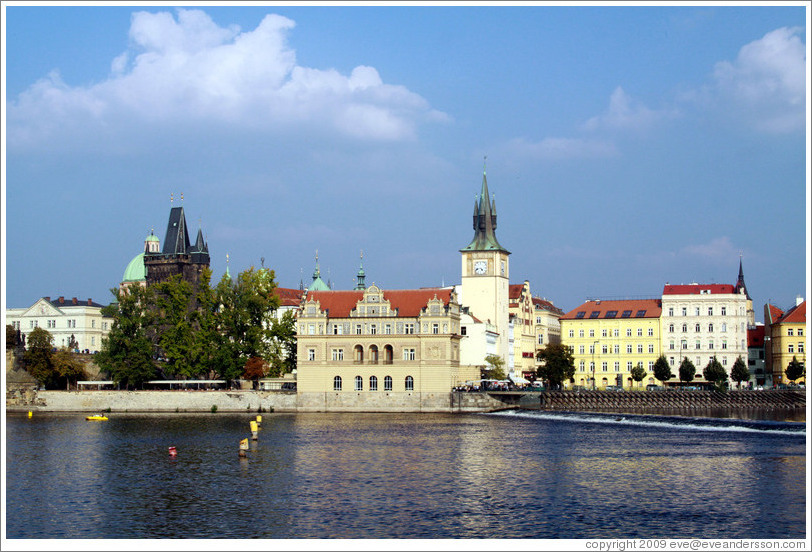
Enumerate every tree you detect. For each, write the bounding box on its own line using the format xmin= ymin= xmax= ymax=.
xmin=536 ymin=343 xmax=575 ymax=389
xmin=51 ymin=349 xmax=87 ymax=390
xmin=243 ymin=356 xmax=268 ymax=387
xmin=653 ymin=355 xmax=673 ymax=386
xmin=153 ymin=274 xmax=196 ymax=378
xmin=785 ymin=356 xmax=805 ymax=384
xmin=6 ymin=324 xmax=18 ymax=351
xmin=730 ymin=356 xmax=750 ymax=389
xmin=630 ymin=362 xmax=647 ymax=389
xmin=268 ymin=310 xmax=298 ymax=376
xmin=96 ymin=285 xmax=157 ymax=389
xmin=483 ymin=354 xmax=506 ymax=381
xmin=703 ymin=356 xmax=728 ymax=390
xmin=24 ymin=327 xmax=55 ymax=388
xmin=679 ymin=357 xmax=696 ymax=385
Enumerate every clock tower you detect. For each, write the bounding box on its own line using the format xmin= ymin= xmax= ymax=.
xmin=460 ymin=168 xmax=511 ymax=362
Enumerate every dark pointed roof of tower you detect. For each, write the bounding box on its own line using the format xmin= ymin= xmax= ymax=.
xmin=735 ymin=257 xmax=751 ymax=300
xmin=162 ymin=207 xmax=191 ymax=255
xmin=460 ymin=170 xmax=510 ymax=253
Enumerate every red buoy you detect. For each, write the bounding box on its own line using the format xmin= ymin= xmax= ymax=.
xmin=168 ymin=446 xmax=177 ymax=457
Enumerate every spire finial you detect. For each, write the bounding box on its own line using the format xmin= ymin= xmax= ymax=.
xmin=170 ymin=193 xmax=174 ymax=204
xmin=483 ymin=155 xmax=487 ymax=175
xmin=261 ymin=257 xmax=265 ymax=268
xmin=180 ymin=192 xmax=184 ymax=203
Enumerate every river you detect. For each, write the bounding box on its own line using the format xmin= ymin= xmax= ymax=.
xmin=4 ymin=410 xmax=806 ymax=540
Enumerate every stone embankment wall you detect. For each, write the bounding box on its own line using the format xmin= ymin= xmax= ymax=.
xmin=531 ymin=389 xmax=805 ymax=414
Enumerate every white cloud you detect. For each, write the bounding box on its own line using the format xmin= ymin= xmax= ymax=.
xmin=505 ymin=136 xmax=619 ymax=161
xmin=8 ymin=9 xmax=444 ymax=149
xmin=680 ymin=236 xmax=738 ymax=261
xmin=710 ymin=26 xmax=806 ymax=133
xmin=583 ymin=86 xmax=674 ymax=132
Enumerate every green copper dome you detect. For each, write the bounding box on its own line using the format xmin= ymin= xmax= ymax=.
xmin=122 ymin=253 xmax=146 ymax=282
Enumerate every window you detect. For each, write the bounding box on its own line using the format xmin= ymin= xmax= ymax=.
xmin=538 ymin=335 xmax=544 ymax=345
xmin=384 ymin=376 xmax=393 ymax=391
xmin=627 ymin=344 xmax=633 ymax=354
xmin=308 ymin=324 xmax=315 ymax=335
xmin=602 ymin=329 xmax=608 ymax=337
xmin=695 ymin=307 xmax=700 ymax=316
xmin=695 ymin=324 xmax=701 ymax=332
xmin=569 ymin=330 xmax=574 ymax=338
xmin=370 ymin=324 xmax=377 ymax=335
xmin=670 ymin=357 xmax=675 ymax=366
xmin=355 ymin=376 xmax=363 ymax=391
xmin=579 ymin=360 xmax=585 ymax=371
xmin=590 ymin=311 xmax=600 ymax=319
xmin=669 ymin=341 xmax=675 ymax=350
xmin=404 ymin=323 xmax=415 ymax=334
xmin=333 ymin=324 xmax=342 ymax=335
xmin=668 ymin=308 xmax=674 ymax=317
xmin=722 ymin=340 xmax=727 ymax=350
xmin=370 ymin=376 xmax=378 ymax=391
xmin=721 ymin=306 xmax=726 ymax=316
xmin=405 ymin=376 xmax=414 ymax=391
xmin=668 ymin=324 xmax=674 ymax=333
xmin=648 ymin=344 xmax=654 ymax=354
xmin=708 ymin=307 xmax=713 ymax=316
xmin=799 ymin=343 xmax=805 ymax=353
xmin=798 ymin=328 xmax=804 ymax=336
xmin=636 ymin=311 xmax=647 ymax=318
xmin=627 ymin=328 xmax=633 ymax=337
xmin=614 ymin=345 xmax=620 ymax=354
xmin=579 ymin=330 xmax=585 ymax=338
xmin=403 ymin=348 xmax=416 ymax=361
xmin=682 ymin=324 xmax=688 ymax=332
xmin=722 ymin=357 xmax=727 ymax=366
xmin=605 ymin=311 xmax=618 ymax=319
xmin=695 ymin=341 xmax=701 ymax=350
xmin=708 ymin=323 xmax=714 ymax=332
xmin=536 ymin=317 xmax=542 ymax=324
xmin=614 ymin=362 xmax=620 ymax=372
xmin=333 ymin=376 xmax=342 ymax=391
xmin=579 ymin=345 xmax=585 ymax=354
xmin=369 ymin=345 xmax=379 ymax=364
xmin=432 ymin=323 xmax=439 ymax=334
xmin=355 ymin=345 xmax=364 ymax=363
xmin=787 ymin=329 xmax=794 ymax=336
xmin=384 ymin=324 xmax=392 ymax=335
xmin=576 ymin=311 xmax=586 ymax=319
xmin=637 ymin=344 xmax=643 ymax=353
xmin=709 ymin=341 xmax=714 ymax=350
xmin=648 ymin=328 xmax=654 ymax=337
xmin=308 ymin=349 xmax=316 ymax=361
xmin=613 ymin=329 xmax=620 ymax=337
xmin=637 ymin=328 xmax=643 ymax=337
xmin=91 ymin=320 xmax=96 ymax=328
xmin=589 ymin=329 xmax=595 ymax=337
xmin=622 ymin=310 xmax=632 ymax=318
xmin=356 ymin=324 xmax=362 ymax=335
xmin=602 ymin=345 xmax=608 ymax=354
xmin=588 ymin=345 xmax=595 ymax=354
xmin=682 ymin=308 xmax=687 ymax=316
xmin=332 ymin=349 xmax=344 ymax=361
xmin=788 ymin=344 xmax=794 ymax=353
xmin=648 ymin=361 xmax=654 ymax=370
xmin=589 ymin=362 xmax=595 ymax=372
xmin=602 ymin=362 xmax=608 ymax=372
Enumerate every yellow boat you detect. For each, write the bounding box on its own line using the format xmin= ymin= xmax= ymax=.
xmin=86 ymin=415 xmax=108 ymax=421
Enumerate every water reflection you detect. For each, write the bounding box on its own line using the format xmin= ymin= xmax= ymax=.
xmin=5 ymin=411 xmax=806 ymax=539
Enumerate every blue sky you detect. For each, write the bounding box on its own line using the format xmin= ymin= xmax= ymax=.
xmin=2 ymin=2 xmax=809 ymax=323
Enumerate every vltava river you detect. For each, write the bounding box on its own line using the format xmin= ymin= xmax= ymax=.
xmin=4 ymin=410 xmax=806 ymax=539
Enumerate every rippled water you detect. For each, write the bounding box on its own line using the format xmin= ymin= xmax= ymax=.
xmin=4 ymin=411 xmax=806 ymax=539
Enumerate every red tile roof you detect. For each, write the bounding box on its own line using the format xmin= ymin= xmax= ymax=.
xmin=776 ymin=301 xmax=806 ymax=324
xmin=533 ymin=297 xmax=564 ymax=316
xmin=509 ymin=284 xmax=526 ymax=300
xmin=662 ymin=284 xmax=737 ymax=295
xmin=766 ymin=304 xmax=784 ymax=324
xmin=273 ymin=288 xmax=304 ymax=307
xmin=305 ymin=288 xmax=453 ymax=318
xmin=560 ymin=299 xmax=662 ymax=320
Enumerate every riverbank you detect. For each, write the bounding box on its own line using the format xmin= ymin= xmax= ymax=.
xmin=5 ymin=385 xmax=806 ymax=417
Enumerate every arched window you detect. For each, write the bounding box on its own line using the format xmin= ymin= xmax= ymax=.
xmin=369 ymin=375 xmax=378 ymax=391
xmin=333 ymin=376 xmax=342 ymax=391
xmin=384 ymin=375 xmax=393 ymax=391
xmin=354 ymin=345 xmax=364 ymax=364
xmin=369 ymin=345 xmax=379 ymax=364
xmin=355 ymin=375 xmax=363 ymax=391
xmin=405 ymin=375 xmax=414 ymax=391
xmin=384 ymin=345 xmax=393 ymax=364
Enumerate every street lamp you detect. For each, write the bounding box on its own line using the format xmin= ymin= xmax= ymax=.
xmin=592 ymin=340 xmax=599 ymax=390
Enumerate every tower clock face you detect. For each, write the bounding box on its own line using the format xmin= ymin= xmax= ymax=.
xmin=474 ymin=260 xmax=487 ymax=275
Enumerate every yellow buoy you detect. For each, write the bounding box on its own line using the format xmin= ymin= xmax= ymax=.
xmin=256 ymin=415 xmax=262 ymax=426
xmin=250 ymin=420 xmax=258 ymax=440
xmin=28 ymin=411 xmax=33 ymax=418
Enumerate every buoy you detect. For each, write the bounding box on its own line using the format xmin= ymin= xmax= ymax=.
xmin=168 ymin=446 xmax=177 ymax=457
xmin=250 ymin=420 xmax=258 ymax=440
xmin=239 ymin=438 xmax=249 ymax=458
xmin=256 ymin=415 xmax=262 ymax=426
xmin=28 ymin=411 xmax=33 ymax=418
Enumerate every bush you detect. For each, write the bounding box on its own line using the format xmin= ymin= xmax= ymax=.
xmin=210 ymin=404 xmax=218 ymax=413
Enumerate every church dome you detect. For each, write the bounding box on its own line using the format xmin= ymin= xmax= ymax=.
xmin=123 ymin=253 xmax=146 ymax=282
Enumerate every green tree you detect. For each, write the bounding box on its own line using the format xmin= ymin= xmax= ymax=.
xmin=703 ymin=356 xmax=728 ymax=390
xmin=679 ymin=357 xmax=696 ymax=385
xmin=96 ymin=285 xmax=157 ymax=389
xmin=6 ymin=324 xmax=18 ymax=351
xmin=630 ymin=362 xmax=647 ymax=389
xmin=51 ymin=349 xmax=87 ymax=390
xmin=653 ymin=355 xmax=673 ymax=386
xmin=153 ymin=274 xmax=197 ymax=378
xmin=24 ymin=327 xmax=56 ymax=388
xmin=268 ymin=310 xmax=298 ymax=376
xmin=730 ymin=356 xmax=750 ymax=389
xmin=483 ymin=354 xmax=507 ymax=381
xmin=536 ymin=343 xmax=575 ymax=389
xmin=785 ymin=356 xmax=805 ymax=384
xmin=191 ymin=268 xmax=240 ymax=382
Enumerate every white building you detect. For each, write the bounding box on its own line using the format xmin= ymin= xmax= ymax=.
xmin=6 ymin=296 xmax=113 ymax=353
xmin=660 ymin=283 xmax=749 ymax=379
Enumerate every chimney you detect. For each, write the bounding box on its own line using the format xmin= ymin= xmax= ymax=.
xmin=87 ymin=298 xmax=92 ymax=305
xmin=44 ymin=296 xmax=50 ymax=302
xmin=797 ymin=296 xmax=804 ymax=307
xmin=72 ymin=297 xmax=78 ymax=305
xmin=59 ymin=297 xmax=64 ymax=304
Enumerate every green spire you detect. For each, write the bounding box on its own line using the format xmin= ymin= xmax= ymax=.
xmin=355 ymin=250 xmax=367 ymax=290
xmin=460 ymin=168 xmax=509 ymax=253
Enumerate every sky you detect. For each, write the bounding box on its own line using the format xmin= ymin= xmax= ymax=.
xmin=2 ymin=1 xmax=809 ymax=324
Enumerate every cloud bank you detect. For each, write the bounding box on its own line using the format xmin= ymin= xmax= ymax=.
xmin=8 ymin=9 xmax=446 ymax=149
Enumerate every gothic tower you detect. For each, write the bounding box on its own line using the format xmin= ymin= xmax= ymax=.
xmin=144 ymin=205 xmax=210 ymax=289
xmin=460 ymin=167 xmax=511 ymax=362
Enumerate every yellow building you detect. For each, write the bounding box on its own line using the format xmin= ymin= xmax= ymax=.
xmin=296 ymin=285 xmax=478 ymax=411
xmin=509 ymin=281 xmax=537 ymax=378
xmin=765 ymin=299 xmax=806 ymax=385
xmin=560 ymin=299 xmax=662 ymax=389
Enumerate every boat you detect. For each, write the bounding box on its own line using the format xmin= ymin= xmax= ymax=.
xmin=86 ymin=415 xmax=108 ymax=421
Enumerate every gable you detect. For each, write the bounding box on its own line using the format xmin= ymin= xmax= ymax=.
xmin=22 ymin=298 xmax=63 ymax=318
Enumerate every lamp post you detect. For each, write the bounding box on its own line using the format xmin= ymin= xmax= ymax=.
xmin=592 ymin=340 xmax=599 ymax=390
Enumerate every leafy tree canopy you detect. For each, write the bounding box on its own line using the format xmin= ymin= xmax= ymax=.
xmin=24 ymin=327 xmax=55 ymax=387
xmin=785 ymin=356 xmax=805 ymax=383
xmin=730 ymin=357 xmax=750 ymax=388
xmin=630 ymin=363 xmax=647 ymax=387
xmin=653 ymin=355 xmax=673 ymax=385
xmin=703 ymin=357 xmax=728 ymax=389
xmin=483 ymin=354 xmax=507 ymax=381
xmin=679 ymin=357 xmax=696 ymax=384
xmin=536 ymin=343 xmax=575 ymax=389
